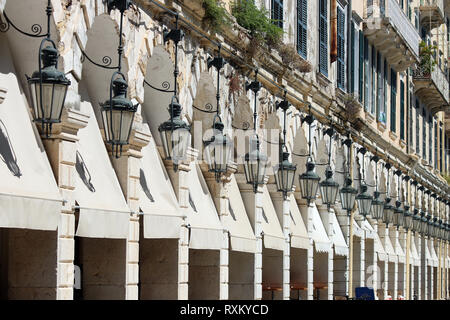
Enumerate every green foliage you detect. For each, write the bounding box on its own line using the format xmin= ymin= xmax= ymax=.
xmin=231 ymin=0 xmax=283 ymax=47
xmin=442 ymin=173 xmax=450 ymax=185
xmin=202 ymin=0 xmax=232 ymax=33
xmin=419 ymin=41 xmax=438 ymax=75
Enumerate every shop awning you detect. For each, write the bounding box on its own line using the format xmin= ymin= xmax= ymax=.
xmin=74 ymin=100 xmax=130 ymax=239
xmin=374 ymin=231 xmax=387 ymax=262
xmin=360 ymin=219 xmax=376 ymax=239
xmin=0 ymin=54 xmax=62 ymax=231
xmin=425 ymin=242 xmax=432 ymax=266
xmin=395 ymin=238 xmax=406 ymax=264
xmin=288 ymin=194 xmax=309 ymax=250
xmin=352 ymin=220 xmax=364 ymax=238
xmin=410 ymin=239 xmax=420 ymax=267
xmin=261 ymin=185 xmax=285 ymax=251
xmin=330 ymin=211 xmax=348 ymax=256
xmin=140 ymin=136 xmax=183 ymax=239
xmin=299 ymin=204 xmax=332 ymax=253
xmin=429 ymin=242 xmax=439 ymax=267
xmin=384 ymin=235 xmax=398 ymax=263
xmin=224 ymin=175 xmax=257 ymax=253
xmin=186 ymin=162 xmax=223 ymax=250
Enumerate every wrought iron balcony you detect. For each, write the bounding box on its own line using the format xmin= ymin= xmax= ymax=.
xmin=363 ymin=0 xmax=420 ymax=72
xmin=413 ymin=62 xmax=450 ymax=114
xmin=419 ymin=0 xmax=445 ymax=30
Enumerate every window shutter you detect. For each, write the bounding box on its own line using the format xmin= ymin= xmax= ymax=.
xmin=337 ymin=7 xmax=345 ymax=90
xmin=429 ymin=114 xmax=432 ymax=164
xmin=390 ymin=69 xmax=397 ymax=133
xmin=382 ymin=59 xmax=387 ymax=123
xmin=272 ymin=0 xmax=284 ymax=29
xmin=350 ymin=23 xmax=355 ymax=93
xmin=377 ymin=51 xmax=382 ymax=121
xmin=364 ymin=38 xmax=369 ymax=111
xmin=400 ymin=80 xmax=405 ymax=140
xmin=416 ymin=99 xmax=420 ymax=154
xmin=358 ymin=31 xmax=364 ymax=102
xmin=371 ymin=47 xmax=376 ymax=114
xmin=297 ymin=0 xmax=308 ymax=58
xmin=319 ymin=0 xmax=328 ymax=76
xmin=422 ymin=108 xmax=426 ymax=160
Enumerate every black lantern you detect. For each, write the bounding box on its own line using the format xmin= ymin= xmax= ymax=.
xmin=420 ymin=212 xmax=429 ymax=235
xmin=298 ymin=107 xmax=320 ymax=204
xmin=340 ymin=177 xmax=358 ymax=213
xmin=299 ymin=160 xmax=321 ymax=204
xmin=403 ymin=204 xmax=413 ymax=230
xmin=371 ymin=191 xmax=385 ymax=220
xmin=244 ymin=136 xmax=268 ymax=193
xmin=204 ymin=118 xmax=232 ymax=182
xmin=426 ymin=215 xmax=434 ymax=237
xmin=319 ymin=127 xmax=339 ymax=207
xmin=275 ymin=151 xmax=297 ymax=198
xmin=412 ymin=209 xmax=421 ymax=233
xmin=383 ymin=198 xmax=395 ymax=226
xmin=100 ymin=76 xmax=137 ymax=157
xmin=320 ymin=167 xmax=340 ymax=207
xmin=393 ymin=201 xmax=404 ymax=229
xmin=356 ymin=184 xmax=373 ymax=219
xmin=274 ymin=94 xmax=296 ymax=198
xmin=243 ymin=69 xmax=267 ymax=193
xmin=159 ymin=97 xmax=191 ymax=169
xmin=27 ymin=45 xmax=70 ymax=137
xmin=432 ymin=217 xmax=439 ymax=238
xmin=203 ymin=48 xmax=232 ymax=182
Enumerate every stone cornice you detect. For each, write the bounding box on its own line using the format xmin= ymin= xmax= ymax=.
xmin=42 ymin=107 xmax=89 ymax=142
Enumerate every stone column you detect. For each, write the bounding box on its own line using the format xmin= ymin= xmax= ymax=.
xmin=41 ymin=108 xmax=89 ymax=300
xmin=372 ymin=223 xmax=379 ymax=297
xmin=300 ymin=201 xmax=314 ymax=300
xmin=391 ymin=228 xmax=399 ymax=300
xmin=281 ymin=197 xmax=290 ymax=300
xmin=109 ymin=117 xmax=150 ymax=300
xmin=360 ymin=231 xmax=365 ymax=288
xmin=380 ymin=224 xmax=389 ymax=299
xmin=417 ymin=236 xmax=422 ymax=300
xmin=318 ymin=204 xmax=333 ymax=300
xmin=400 ymin=230 xmax=407 ymax=298
xmin=430 ymin=239 xmax=434 ymax=300
xmin=423 ymin=238 xmax=428 ymax=300
xmin=202 ymin=162 xmax=236 ymax=300
xmin=163 ymin=147 xmax=197 ymax=300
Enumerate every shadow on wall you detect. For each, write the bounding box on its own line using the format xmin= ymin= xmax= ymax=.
xmin=139 ymin=168 xmax=154 ymax=202
xmin=75 ymin=150 xmax=95 ymax=192
xmin=0 ymin=119 xmax=21 ymax=177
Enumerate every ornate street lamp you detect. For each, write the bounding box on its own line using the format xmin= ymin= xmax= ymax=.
xmin=99 ymin=1 xmax=137 ymax=158
xmin=426 ymin=215 xmax=434 ymax=238
xmin=319 ymin=127 xmax=339 ymax=208
xmin=382 ymin=162 xmax=394 ymax=226
xmin=203 ymin=45 xmax=232 ymax=182
xmin=392 ymin=170 xmax=404 ymax=229
xmin=412 ymin=208 xmax=421 ymax=234
xmin=0 ymin=0 xmax=71 ymax=136
xmin=158 ymin=14 xmax=191 ymax=170
xmin=339 ymin=137 xmax=357 ymax=215
xmin=355 ymin=147 xmax=372 ymax=219
xmin=298 ymin=106 xmax=320 ymax=205
xmin=403 ymin=204 xmax=413 ymax=231
xmin=370 ymin=155 xmax=384 ymax=221
xmin=243 ymin=69 xmax=267 ymax=193
xmin=274 ymin=92 xmax=296 ymax=199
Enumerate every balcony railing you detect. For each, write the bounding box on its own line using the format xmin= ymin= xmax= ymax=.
xmin=413 ymin=61 xmax=450 ymax=110
xmin=364 ymin=0 xmax=420 ymax=58
xmin=420 ymin=0 xmax=444 ymax=15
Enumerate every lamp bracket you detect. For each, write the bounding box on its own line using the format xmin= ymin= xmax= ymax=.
xmin=207 ymin=56 xmax=226 ymax=71
xmin=245 ymin=80 xmax=262 ymax=93
xmin=411 ymin=180 xmax=418 ymax=186
xmin=342 ymin=138 xmax=352 ymax=147
xmin=370 ymin=155 xmax=380 ymax=163
xmin=107 ymin=0 xmax=131 ymax=13
xmin=324 ymin=127 xmax=334 ymax=138
xmin=301 ymin=114 xmax=314 ymax=126
xmin=163 ymin=28 xmax=184 ymax=44
xmin=357 ymin=147 xmax=367 ymax=155
xmin=276 ymin=100 xmax=290 ymax=111
xmin=394 ymin=169 xmax=402 ymax=176
xmin=418 ymin=185 xmax=424 ymax=191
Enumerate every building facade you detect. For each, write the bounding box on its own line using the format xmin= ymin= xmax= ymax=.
xmin=0 ymin=0 xmax=448 ymax=300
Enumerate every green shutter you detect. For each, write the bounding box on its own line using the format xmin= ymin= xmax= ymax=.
xmin=337 ymin=7 xmax=345 ymax=90
xmin=400 ymin=80 xmax=405 ymax=140
xmin=390 ymin=69 xmax=397 ymax=133
xmin=364 ymin=38 xmax=369 ymax=111
xmin=272 ymin=0 xmax=284 ymax=29
xmin=350 ymin=23 xmax=355 ymax=93
xmin=319 ymin=0 xmax=328 ymax=76
xmin=358 ymin=31 xmax=364 ymax=102
xmin=297 ymin=0 xmax=307 ymax=58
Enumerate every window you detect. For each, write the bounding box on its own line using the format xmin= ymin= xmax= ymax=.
xmin=429 ymin=114 xmax=433 ymax=165
xmin=358 ymin=31 xmax=364 ymax=103
xmin=319 ymin=0 xmax=328 ymax=76
xmin=422 ymin=108 xmax=426 ymax=160
xmin=400 ymin=80 xmax=405 ymax=140
xmin=364 ymin=38 xmax=369 ymax=111
xmin=390 ymin=69 xmax=397 ymax=133
xmin=439 ymin=124 xmax=443 ymax=172
xmin=271 ymin=0 xmax=283 ymax=29
xmin=350 ymin=23 xmax=355 ymax=93
xmin=434 ymin=119 xmax=437 ymax=169
xmin=297 ymin=0 xmax=307 ymax=58
xmin=415 ymin=99 xmax=420 ymax=154
xmin=376 ymin=51 xmax=382 ymax=121
xmin=337 ymin=7 xmax=345 ymax=90
xmin=382 ymin=59 xmax=387 ymax=123
xmin=371 ymin=47 xmax=376 ymax=114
